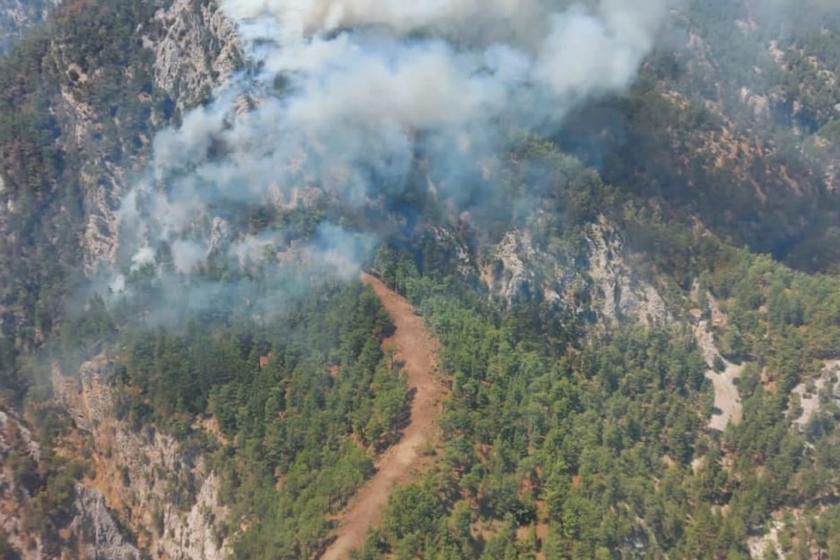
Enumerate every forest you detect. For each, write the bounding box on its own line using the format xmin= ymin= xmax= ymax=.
xmin=3 ymin=0 xmax=840 ymax=558
xmin=14 ymin=137 xmax=840 ymax=558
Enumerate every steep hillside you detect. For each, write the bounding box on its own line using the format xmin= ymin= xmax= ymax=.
xmin=0 ymin=1 xmax=240 ymax=557
xmin=559 ymin=0 xmax=840 ymax=272
xmin=3 ymin=0 xmax=840 ymax=559
xmin=0 ymin=0 xmax=239 ymax=395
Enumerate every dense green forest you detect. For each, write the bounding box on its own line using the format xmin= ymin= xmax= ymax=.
xmin=7 ymin=133 xmax=840 ymax=559
xmin=361 ymin=295 xmax=780 ymax=558
xmin=34 ymin=138 xmax=840 ymax=558
xmin=353 ymin=194 xmax=840 ymax=558
xmin=64 ymin=281 xmax=405 ymax=558
xmin=114 ymin=282 xmax=411 ymax=558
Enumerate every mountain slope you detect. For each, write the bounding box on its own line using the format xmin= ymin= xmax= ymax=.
xmin=3 ymin=1 xmax=840 ymax=559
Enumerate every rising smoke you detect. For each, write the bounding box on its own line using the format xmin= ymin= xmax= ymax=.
xmin=109 ymin=0 xmax=670 ymax=321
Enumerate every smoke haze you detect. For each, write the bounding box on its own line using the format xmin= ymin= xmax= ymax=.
xmin=108 ymin=0 xmax=672 ymax=319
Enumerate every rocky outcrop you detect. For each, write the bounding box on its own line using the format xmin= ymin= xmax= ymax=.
xmin=52 ymin=355 xmax=230 ymax=560
xmin=0 ymin=409 xmax=140 ymax=560
xmin=0 ymin=0 xmax=57 ymax=55
xmin=790 ymin=360 xmax=840 ymax=430
xmin=482 ymin=229 xmax=546 ymax=306
xmin=152 ymin=0 xmax=241 ymax=110
xmin=586 ymin=218 xmax=670 ymax=326
xmin=693 ymin=316 xmax=744 ymax=431
xmin=0 ymin=4 xmax=241 ymax=556
xmin=0 ymin=409 xmax=43 ymax=559
xmin=75 ymin=0 xmax=241 ymax=273
xmin=66 ymin=484 xmax=142 ymax=560
xmin=0 ymin=0 xmax=244 ymax=336
xmin=481 ymin=217 xmax=670 ymax=326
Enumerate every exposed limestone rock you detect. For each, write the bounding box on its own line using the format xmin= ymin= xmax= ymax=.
xmin=45 ymin=48 xmax=127 ymax=274
xmin=482 ymin=229 xmax=541 ymax=305
xmin=152 ymin=0 xmax=241 ymax=110
xmin=0 ymin=409 xmax=44 ymax=560
xmin=66 ymin=484 xmax=142 ymax=560
xmin=587 ymin=218 xmax=670 ymax=326
xmin=0 ymin=0 xmax=57 ymax=54
xmin=790 ymin=360 xmax=840 ymax=430
xmin=481 ymin=217 xmax=669 ymax=326
xmin=1 ymin=409 xmax=138 ymax=560
xmin=747 ymin=518 xmax=784 ymax=559
xmin=79 ymin=165 xmax=124 ymax=272
xmin=0 ymin=408 xmax=40 ymax=460
xmin=431 ymin=226 xmax=473 ymax=278
xmin=694 ymin=316 xmax=744 ymax=431
xmin=157 ymin=472 xmax=228 ymax=560
xmin=739 ymin=86 xmax=770 ymax=118
xmin=52 ymin=354 xmax=230 ymax=560
xmin=0 ymin=15 xmax=243 ymax=552
xmin=42 ymin=0 xmax=243 ymax=274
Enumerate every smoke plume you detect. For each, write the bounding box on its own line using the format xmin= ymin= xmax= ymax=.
xmin=108 ymin=0 xmax=671 ymax=320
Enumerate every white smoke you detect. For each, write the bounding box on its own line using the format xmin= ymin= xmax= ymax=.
xmin=111 ymin=0 xmax=670 ymax=318
xmin=171 ymin=240 xmax=208 ymax=274
xmin=224 ymin=0 xmax=551 ymax=45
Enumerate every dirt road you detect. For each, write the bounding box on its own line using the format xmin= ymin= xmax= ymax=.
xmin=321 ymin=273 xmax=447 ymax=560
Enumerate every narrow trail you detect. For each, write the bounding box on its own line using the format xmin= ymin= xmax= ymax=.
xmin=321 ymin=273 xmax=448 ymax=560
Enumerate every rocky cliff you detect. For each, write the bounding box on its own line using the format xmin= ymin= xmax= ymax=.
xmin=75 ymin=0 xmax=242 ymax=273
xmin=0 ymin=1 xmax=241 ymax=557
xmin=52 ymin=355 xmax=230 ymax=560
xmin=0 ymin=0 xmax=242 ymax=353
xmin=479 ymin=217 xmax=670 ymax=326
xmin=0 ymin=0 xmax=57 ymax=55
xmin=152 ymin=0 xmax=241 ymax=111
xmin=0 ymin=408 xmax=141 ymax=560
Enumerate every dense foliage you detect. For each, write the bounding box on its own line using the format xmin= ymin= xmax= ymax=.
xmin=357 ymin=217 xmax=840 ymax=558
xmin=112 ymin=282 xmax=409 ymax=558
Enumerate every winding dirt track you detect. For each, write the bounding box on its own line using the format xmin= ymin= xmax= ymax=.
xmin=321 ymin=274 xmax=448 ymax=560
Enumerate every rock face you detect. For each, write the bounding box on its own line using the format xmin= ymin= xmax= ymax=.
xmin=694 ymin=317 xmax=744 ymax=431
xmin=586 ymin=218 xmax=670 ymax=326
xmin=74 ymin=0 xmax=241 ymax=273
xmin=152 ymin=0 xmax=241 ymax=110
xmin=482 ymin=229 xmax=546 ymax=306
xmin=0 ymin=409 xmax=44 ymax=559
xmin=0 ymin=0 xmax=244 ymax=355
xmin=52 ymin=355 xmax=230 ymax=560
xmin=66 ymin=484 xmax=142 ymax=560
xmin=480 ymin=217 xmax=670 ymax=326
xmin=0 ymin=0 xmax=57 ymax=55
xmin=790 ymin=360 xmax=840 ymax=430
xmin=0 ymin=4 xmax=240 ymax=557
xmin=0 ymin=409 xmax=140 ymax=560
xmin=4 ymin=0 xmax=241 ymax=272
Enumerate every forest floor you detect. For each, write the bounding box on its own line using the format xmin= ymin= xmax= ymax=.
xmin=321 ymin=273 xmax=448 ymax=560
